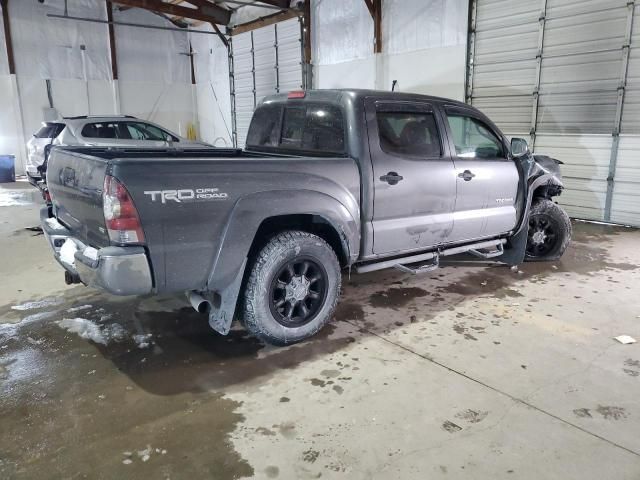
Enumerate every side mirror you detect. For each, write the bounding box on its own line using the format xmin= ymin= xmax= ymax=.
xmin=510 ymin=137 xmax=530 ymax=158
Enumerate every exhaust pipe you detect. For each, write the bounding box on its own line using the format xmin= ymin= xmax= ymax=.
xmin=188 ymin=291 xmax=212 ymax=314
xmin=64 ymin=270 xmax=81 ymax=285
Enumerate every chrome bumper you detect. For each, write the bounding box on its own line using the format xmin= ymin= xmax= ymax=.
xmin=40 ymin=207 xmax=153 ymax=296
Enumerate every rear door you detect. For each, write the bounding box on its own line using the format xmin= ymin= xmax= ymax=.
xmin=442 ymin=106 xmax=519 ymax=243
xmin=366 ymin=98 xmax=457 ymax=255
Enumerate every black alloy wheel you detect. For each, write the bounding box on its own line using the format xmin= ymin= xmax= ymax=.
xmin=269 ymin=257 xmax=328 ymax=328
xmin=526 ymin=214 xmax=559 ymax=257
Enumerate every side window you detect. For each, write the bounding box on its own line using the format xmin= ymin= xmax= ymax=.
xmin=81 ymin=123 xmax=118 ymax=139
xmin=376 ymin=111 xmax=442 ymax=157
xmin=246 ymin=105 xmax=282 ymax=147
xmin=125 ymin=122 xmax=173 ymax=141
xmin=446 ymin=114 xmax=504 ymax=159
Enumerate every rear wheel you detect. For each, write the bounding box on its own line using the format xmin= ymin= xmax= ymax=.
xmin=241 ymin=230 xmax=341 ymax=346
xmin=525 ymin=198 xmax=571 ymax=261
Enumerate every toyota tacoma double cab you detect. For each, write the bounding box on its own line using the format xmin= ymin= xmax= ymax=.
xmin=41 ymin=89 xmax=570 ymax=345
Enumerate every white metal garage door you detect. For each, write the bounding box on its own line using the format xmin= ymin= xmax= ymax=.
xmin=468 ymin=0 xmax=640 ymax=226
xmin=231 ymin=18 xmax=304 ymax=147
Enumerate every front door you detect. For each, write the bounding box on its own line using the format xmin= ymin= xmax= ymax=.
xmin=442 ymin=107 xmax=520 ymax=243
xmin=366 ymin=99 xmax=457 ymax=255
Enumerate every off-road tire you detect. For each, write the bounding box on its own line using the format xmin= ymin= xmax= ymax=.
xmin=525 ymin=198 xmax=571 ymax=262
xmin=241 ymin=230 xmax=341 ymax=346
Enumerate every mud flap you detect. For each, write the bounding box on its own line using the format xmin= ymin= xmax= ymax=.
xmin=500 ymin=223 xmax=529 ymax=266
xmin=207 ymin=258 xmax=247 ymax=335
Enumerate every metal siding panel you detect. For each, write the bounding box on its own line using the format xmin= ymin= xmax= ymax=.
xmin=533 ymin=134 xmax=611 ymax=220
xmin=622 ymin=5 xmax=640 ymax=133
xmin=470 ymin=0 xmax=634 ymax=224
xmin=277 ymin=18 xmax=303 ymax=91
xmin=231 ymin=19 xmax=302 ymax=146
xmin=473 ymin=95 xmax=533 ymax=133
xmin=610 ymin=135 xmax=640 ymax=225
xmin=232 ymin=32 xmax=255 ymax=147
xmin=253 ymin=26 xmax=277 ymax=104
xmin=536 ymin=91 xmax=618 ymax=134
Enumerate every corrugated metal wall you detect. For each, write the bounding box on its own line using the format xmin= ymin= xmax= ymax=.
xmin=231 ymin=18 xmax=303 ymax=147
xmin=468 ymin=0 xmax=640 ymax=226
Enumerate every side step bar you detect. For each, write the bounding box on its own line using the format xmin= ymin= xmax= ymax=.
xmin=355 ymin=239 xmax=507 ymax=275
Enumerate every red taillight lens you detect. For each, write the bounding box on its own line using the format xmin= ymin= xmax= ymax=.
xmin=103 ymin=175 xmax=145 ymax=244
xmin=288 ymin=90 xmax=306 ymax=99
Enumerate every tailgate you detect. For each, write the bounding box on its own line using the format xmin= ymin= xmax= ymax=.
xmin=46 ymin=148 xmax=110 ymax=247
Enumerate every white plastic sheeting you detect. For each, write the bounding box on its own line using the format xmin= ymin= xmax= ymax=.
xmin=0 ymin=1 xmax=205 ymax=173
xmin=312 ymin=0 xmax=468 ymax=100
xmin=113 ymin=7 xmax=190 ymax=84
xmin=190 ymin=24 xmax=233 ymax=146
xmin=312 ymin=0 xmax=372 ymax=65
xmin=383 ymin=0 xmax=467 ymax=55
xmin=9 ymin=0 xmax=111 ymax=80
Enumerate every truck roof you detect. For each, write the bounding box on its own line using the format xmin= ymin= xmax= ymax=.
xmin=261 ymin=89 xmax=469 ymax=108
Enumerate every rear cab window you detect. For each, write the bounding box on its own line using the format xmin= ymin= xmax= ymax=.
xmin=246 ymin=102 xmax=345 ymax=155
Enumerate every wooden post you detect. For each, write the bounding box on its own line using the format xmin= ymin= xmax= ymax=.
xmin=106 ymin=0 xmax=118 ymax=79
xmin=1 ymin=0 xmax=15 ymax=74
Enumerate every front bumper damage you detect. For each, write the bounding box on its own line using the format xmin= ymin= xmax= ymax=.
xmin=40 ymin=207 xmax=153 ymax=296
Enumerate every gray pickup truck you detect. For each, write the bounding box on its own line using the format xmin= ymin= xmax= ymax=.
xmin=42 ymin=89 xmax=570 ymax=345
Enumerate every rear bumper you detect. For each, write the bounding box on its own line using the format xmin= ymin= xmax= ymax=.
xmin=40 ymin=207 xmax=153 ymax=296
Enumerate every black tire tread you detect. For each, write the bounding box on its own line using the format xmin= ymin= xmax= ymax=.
xmin=525 ymin=198 xmax=571 ymax=262
xmin=242 ymin=230 xmax=341 ymax=346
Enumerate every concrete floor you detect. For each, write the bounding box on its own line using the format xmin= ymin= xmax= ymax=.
xmin=1 ymin=180 xmax=640 ymax=479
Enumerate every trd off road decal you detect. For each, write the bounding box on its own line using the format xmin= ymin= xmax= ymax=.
xmin=144 ymin=188 xmax=228 ymax=203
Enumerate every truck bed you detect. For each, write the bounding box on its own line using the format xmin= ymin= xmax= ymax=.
xmin=46 ymin=146 xmax=361 ymax=293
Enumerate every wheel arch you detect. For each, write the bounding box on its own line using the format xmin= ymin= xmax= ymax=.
xmin=202 ymin=190 xmax=359 ymax=336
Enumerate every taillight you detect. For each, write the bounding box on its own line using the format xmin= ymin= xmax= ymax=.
xmin=103 ymin=175 xmax=145 ymax=244
xmin=288 ymin=90 xmax=306 ymax=99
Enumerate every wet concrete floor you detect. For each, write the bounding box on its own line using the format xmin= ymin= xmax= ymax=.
xmin=1 ymin=181 xmax=640 ymax=479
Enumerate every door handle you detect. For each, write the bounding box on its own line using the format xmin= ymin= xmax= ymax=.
xmin=380 ymin=172 xmax=404 ymax=185
xmin=458 ymin=170 xmax=476 ymax=181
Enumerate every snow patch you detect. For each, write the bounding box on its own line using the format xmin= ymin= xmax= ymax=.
xmin=59 ymin=239 xmax=78 ymax=267
xmin=66 ymin=305 xmax=93 ymax=313
xmin=11 ymin=298 xmax=63 ymax=311
xmin=83 ymin=247 xmax=99 ymax=261
xmin=0 ymin=311 xmax=59 ymax=336
xmin=133 ymin=333 xmax=153 ymax=349
xmin=45 ymin=217 xmax=66 ymax=231
xmin=56 ymin=318 xmax=127 ymax=345
xmin=0 ymin=191 xmax=31 ymax=207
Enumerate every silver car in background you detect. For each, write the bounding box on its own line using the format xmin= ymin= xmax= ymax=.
xmin=25 ymin=122 xmax=66 ymax=181
xmin=26 ymin=115 xmax=211 ymax=181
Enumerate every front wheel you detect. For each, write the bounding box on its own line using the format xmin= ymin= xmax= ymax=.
xmin=525 ymin=198 xmax=571 ymax=262
xmin=241 ymin=231 xmax=341 ymax=346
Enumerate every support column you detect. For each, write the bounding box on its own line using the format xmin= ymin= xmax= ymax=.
xmin=465 ymin=0 xmax=477 ymax=104
xmin=530 ymin=0 xmax=548 ymax=151
xmin=227 ymin=36 xmax=238 ymax=147
xmin=604 ymin=0 xmax=635 ymax=221
xmin=301 ymin=0 xmax=312 ymax=88
xmin=2 ymin=0 xmax=27 ymax=175
xmin=105 ymin=0 xmax=121 ymax=114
